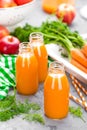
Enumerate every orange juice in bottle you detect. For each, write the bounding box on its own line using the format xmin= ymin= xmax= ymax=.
xmin=44 ymin=61 xmax=70 ymax=119
xmin=42 ymin=0 xmax=58 ymax=13
xmin=16 ymin=42 xmax=38 ymax=95
xmin=57 ymin=0 xmax=75 ymax=6
xmin=29 ymin=32 xmax=48 ymax=83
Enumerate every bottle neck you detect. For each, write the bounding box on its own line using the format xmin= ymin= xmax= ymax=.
xmin=19 ymin=42 xmax=33 ymax=54
xmin=49 ymin=61 xmax=65 ymax=74
xmin=29 ymin=32 xmax=44 ymax=44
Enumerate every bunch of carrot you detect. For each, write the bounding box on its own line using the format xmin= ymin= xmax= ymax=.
xmin=39 ymin=20 xmax=87 ymax=74
xmin=42 ymin=21 xmax=87 ymax=74
xmin=70 ymin=44 xmax=87 ymax=74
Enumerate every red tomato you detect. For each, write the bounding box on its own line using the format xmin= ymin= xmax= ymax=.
xmin=0 ymin=25 xmax=9 ymax=39
xmin=56 ymin=3 xmax=76 ymax=25
xmin=0 ymin=0 xmax=17 ymax=8
xmin=14 ymin=0 xmax=32 ymax=5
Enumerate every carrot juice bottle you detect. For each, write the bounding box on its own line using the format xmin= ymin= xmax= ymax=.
xmin=42 ymin=0 xmax=58 ymax=13
xmin=44 ymin=61 xmax=70 ymax=119
xmin=29 ymin=32 xmax=48 ymax=83
xmin=16 ymin=42 xmax=38 ymax=95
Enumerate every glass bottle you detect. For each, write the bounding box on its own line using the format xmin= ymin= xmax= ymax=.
xmin=29 ymin=32 xmax=48 ymax=83
xmin=44 ymin=61 xmax=70 ymax=119
xmin=42 ymin=0 xmax=75 ymax=14
xmin=16 ymin=42 xmax=38 ymax=95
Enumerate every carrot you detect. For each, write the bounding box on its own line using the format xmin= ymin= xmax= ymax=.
xmin=81 ymin=44 xmax=87 ymax=57
xmin=70 ymin=48 xmax=87 ymax=68
xmin=70 ymin=58 xmax=87 ymax=74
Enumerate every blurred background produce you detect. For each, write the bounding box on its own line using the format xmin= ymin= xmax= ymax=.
xmin=0 ymin=25 xmax=9 ymax=39
xmin=0 ymin=0 xmax=17 ymax=8
xmin=42 ymin=0 xmax=75 ymax=14
xmin=0 ymin=0 xmax=33 ymax=7
xmin=42 ymin=0 xmax=76 ymax=25
xmin=14 ymin=0 xmax=33 ymax=5
xmin=56 ymin=3 xmax=76 ymax=25
xmin=0 ymin=0 xmax=35 ymax=26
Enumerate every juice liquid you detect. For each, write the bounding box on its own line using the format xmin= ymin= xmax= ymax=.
xmin=33 ymin=42 xmax=48 ymax=82
xmin=16 ymin=43 xmax=38 ymax=95
xmin=44 ymin=61 xmax=70 ymax=119
xmin=42 ymin=0 xmax=58 ymax=13
xmin=57 ymin=0 xmax=75 ymax=5
xmin=30 ymin=32 xmax=48 ymax=83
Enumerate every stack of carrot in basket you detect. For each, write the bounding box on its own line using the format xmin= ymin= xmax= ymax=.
xmin=70 ymin=44 xmax=87 ymax=74
xmin=69 ymin=74 xmax=87 ymax=111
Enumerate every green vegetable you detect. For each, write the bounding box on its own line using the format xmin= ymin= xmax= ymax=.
xmin=0 ymin=95 xmax=15 ymax=110
xmin=11 ymin=25 xmax=39 ymax=42
xmin=69 ymin=106 xmax=85 ymax=122
xmin=0 ymin=89 xmax=85 ymax=123
xmin=0 ymin=92 xmax=44 ymax=124
xmin=48 ymin=56 xmax=54 ymax=67
xmin=11 ymin=19 xmax=85 ymax=57
xmin=24 ymin=113 xmax=45 ymax=125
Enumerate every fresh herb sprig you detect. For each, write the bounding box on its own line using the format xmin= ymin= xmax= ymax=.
xmin=24 ymin=113 xmax=45 ymax=125
xmin=69 ymin=106 xmax=85 ymax=122
xmin=0 ymin=94 xmax=44 ymax=124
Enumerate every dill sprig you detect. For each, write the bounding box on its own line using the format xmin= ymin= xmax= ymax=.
xmin=0 ymin=94 xmax=44 ymax=124
xmin=0 ymin=95 xmax=15 ymax=110
xmin=24 ymin=113 xmax=45 ymax=125
xmin=69 ymin=106 xmax=86 ymax=122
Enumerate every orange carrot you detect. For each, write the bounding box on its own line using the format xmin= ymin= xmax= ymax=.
xmin=70 ymin=58 xmax=87 ymax=74
xmin=70 ymin=48 xmax=87 ymax=68
xmin=81 ymin=44 xmax=87 ymax=57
